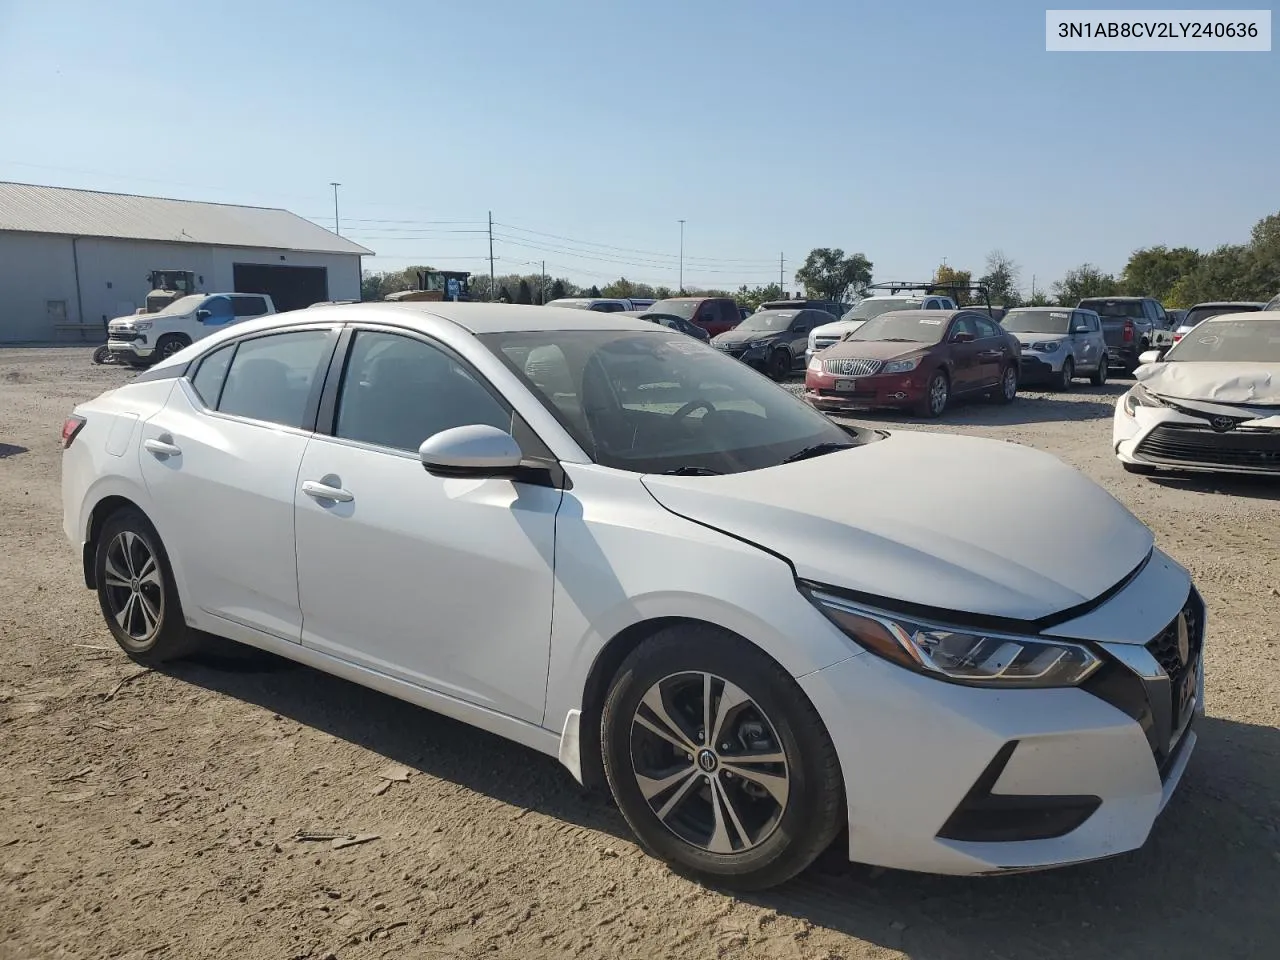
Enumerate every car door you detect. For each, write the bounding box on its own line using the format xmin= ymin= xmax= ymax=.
xmin=1069 ymin=311 xmax=1096 ymax=369
xmin=1086 ymin=312 xmax=1107 ymax=363
xmin=137 ymin=325 xmax=339 ymax=640
xmin=970 ymin=315 xmax=1007 ymax=387
xmin=945 ymin=314 xmax=982 ymax=393
xmin=788 ymin=311 xmax=818 ymax=363
xmin=292 ymin=326 xmax=562 ymax=724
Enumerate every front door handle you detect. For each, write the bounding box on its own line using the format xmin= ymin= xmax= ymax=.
xmin=301 ymin=479 xmax=354 ymax=503
xmin=144 ymin=437 xmax=182 ymax=458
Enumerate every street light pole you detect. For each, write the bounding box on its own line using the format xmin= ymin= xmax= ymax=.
xmin=678 ymin=219 xmax=685 ymax=293
xmin=330 ymin=182 xmax=341 ymax=236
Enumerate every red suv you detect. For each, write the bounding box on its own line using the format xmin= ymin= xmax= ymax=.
xmin=647 ymin=297 xmax=742 ymax=337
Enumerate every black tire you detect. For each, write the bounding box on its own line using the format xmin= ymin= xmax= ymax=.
xmin=601 ymin=626 xmax=843 ymax=891
xmin=154 ymin=334 xmax=191 ymax=361
xmin=1122 ymin=462 xmax=1156 ymax=475
xmin=1054 ymin=357 xmax=1074 ymax=391
xmin=1089 ymin=360 xmax=1108 ymax=386
xmin=916 ymin=370 xmax=949 ymax=418
xmin=767 ymin=348 xmax=791 ymax=381
xmin=92 ymin=345 xmax=113 ymax=365
xmin=94 ymin=508 xmax=201 ymax=664
xmin=995 ymin=364 xmax=1018 ymax=404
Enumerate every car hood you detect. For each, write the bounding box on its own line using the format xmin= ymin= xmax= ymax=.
xmin=1008 ymin=331 xmax=1068 ymax=347
xmin=642 ymin=432 xmax=1152 ymax=623
xmin=820 ymin=339 xmax=931 ymax=361
xmin=713 ymin=329 xmax=781 ymax=346
xmin=1136 ymin=361 xmax=1280 ymax=405
xmin=812 ymin=320 xmax=865 ymax=340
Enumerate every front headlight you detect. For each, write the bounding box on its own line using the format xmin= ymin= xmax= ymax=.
xmin=1032 ymin=340 xmax=1060 ymax=352
xmin=882 ymin=357 xmax=920 ymax=374
xmin=805 ymin=588 xmax=1101 ymax=687
xmin=1122 ymin=382 xmax=1166 ymax=417
xmin=747 ymin=339 xmax=774 ymax=349
xmin=133 ymin=320 xmax=153 ymax=331
xmin=808 ymin=355 xmax=823 ymax=372
xmin=808 ymin=333 xmax=818 ymax=350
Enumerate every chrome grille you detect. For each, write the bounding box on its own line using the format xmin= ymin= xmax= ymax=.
xmin=823 ymin=357 xmax=883 ymax=377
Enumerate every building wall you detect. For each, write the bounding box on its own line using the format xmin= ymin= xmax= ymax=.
xmin=0 ymin=232 xmax=80 ymax=341
xmin=0 ymin=232 xmax=362 ymax=342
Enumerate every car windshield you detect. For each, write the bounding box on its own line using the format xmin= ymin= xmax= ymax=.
xmin=736 ymin=312 xmax=794 ymax=331
xmin=481 ymin=329 xmax=871 ymax=474
xmin=1002 ymin=310 xmax=1072 ymax=334
xmin=841 ymin=298 xmax=920 ymax=322
xmin=1079 ymin=299 xmax=1145 ymax=319
xmin=1266 ymin=294 xmax=1280 ymax=311
xmin=1182 ymin=304 xmax=1261 ymax=328
xmin=846 ymin=313 xmax=948 ymax=344
xmin=1165 ymin=318 xmax=1280 ymax=363
xmin=648 ymin=299 xmax=700 ymax=320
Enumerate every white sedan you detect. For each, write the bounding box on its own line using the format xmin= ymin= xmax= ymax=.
xmin=63 ymin=303 xmax=1202 ymax=889
xmin=1114 ymin=310 xmax=1280 ymax=477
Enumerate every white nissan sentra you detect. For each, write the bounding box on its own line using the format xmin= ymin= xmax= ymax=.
xmin=62 ymin=302 xmax=1203 ymax=889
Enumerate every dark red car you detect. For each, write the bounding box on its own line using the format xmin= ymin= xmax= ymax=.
xmin=804 ymin=309 xmax=1020 ymax=417
xmin=647 ymin=297 xmax=742 ymax=337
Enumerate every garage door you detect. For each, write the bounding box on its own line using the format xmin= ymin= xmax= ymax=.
xmin=233 ymin=264 xmax=329 ymax=313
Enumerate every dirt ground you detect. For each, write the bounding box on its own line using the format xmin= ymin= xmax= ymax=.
xmin=1 ymin=346 xmax=1277 ymax=960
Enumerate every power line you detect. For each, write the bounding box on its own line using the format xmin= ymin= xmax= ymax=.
xmin=493 ymin=220 xmax=779 ymax=265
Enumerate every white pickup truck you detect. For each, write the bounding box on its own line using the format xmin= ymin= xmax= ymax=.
xmin=107 ymin=293 xmax=275 ymax=365
xmin=805 ymin=293 xmax=957 ymax=367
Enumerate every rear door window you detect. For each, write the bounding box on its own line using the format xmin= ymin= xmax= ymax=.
xmin=232 ymin=296 xmax=268 ymax=317
xmin=216 ymin=330 xmax=334 ymax=429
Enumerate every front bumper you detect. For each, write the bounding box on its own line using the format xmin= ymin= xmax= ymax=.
xmin=107 ymin=331 xmax=155 ymax=360
xmin=799 ymin=554 xmax=1202 ymax=875
xmin=713 ymin=341 xmax=772 ymax=369
xmin=1113 ymin=401 xmax=1280 ymax=475
xmin=803 ymin=369 xmax=923 ymax=412
xmin=1018 ymin=349 xmax=1066 ymax=379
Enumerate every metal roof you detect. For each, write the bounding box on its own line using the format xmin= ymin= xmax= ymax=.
xmin=0 ymin=182 xmax=372 ymax=256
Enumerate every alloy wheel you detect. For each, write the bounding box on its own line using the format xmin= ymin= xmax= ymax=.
xmin=629 ymin=672 xmax=790 ymax=854
xmin=930 ymin=375 xmax=949 ymax=415
xmin=1002 ymin=366 xmax=1018 ymax=400
xmin=102 ymin=531 xmax=164 ymax=648
xmin=159 ymin=339 xmax=186 ymax=359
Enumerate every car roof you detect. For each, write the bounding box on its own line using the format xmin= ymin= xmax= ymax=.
xmin=1202 ymin=310 xmax=1279 ymax=325
xmin=873 ymin=309 xmax=963 ymax=320
xmin=1079 ymin=296 xmax=1145 ymax=301
xmin=236 ymin=301 xmax=658 ymax=336
xmin=1188 ymin=301 xmax=1265 ymax=308
xmin=1008 ymin=306 xmax=1077 ymax=311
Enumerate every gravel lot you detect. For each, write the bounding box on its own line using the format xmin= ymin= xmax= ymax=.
xmin=2 ymin=346 xmax=1277 ymax=960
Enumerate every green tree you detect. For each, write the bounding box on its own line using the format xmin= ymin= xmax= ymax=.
xmin=516 ymin=279 xmax=533 ymax=304
xmin=653 ymin=286 xmax=675 ymax=299
xmin=1025 ymin=290 xmax=1054 ymax=307
xmin=549 ymin=279 xmax=567 ymax=301
xmin=933 ymin=264 xmax=974 ymax=304
xmin=735 ymin=283 xmax=784 ymax=312
xmin=601 ymin=277 xmax=636 ymax=298
xmin=498 ymin=285 xmax=513 ymax=303
xmin=1120 ymin=246 xmax=1202 ymax=301
xmin=587 ymin=285 xmax=602 ymax=297
xmin=794 ymin=248 xmax=873 ymax=302
xmin=1169 ymin=244 xmax=1253 ymax=305
xmin=977 ymin=250 xmax=1021 ymax=308
xmin=1052 ymin=264 xmax=1119 ymax=305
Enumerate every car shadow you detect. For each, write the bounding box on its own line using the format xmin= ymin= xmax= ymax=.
xmin=1148 ymin=473 xmax=1280 ymax=502
xmin=0 ymin=443 xmax=29 ymax=458
xmin=165 ymin=649 xmax=1277 ymax=959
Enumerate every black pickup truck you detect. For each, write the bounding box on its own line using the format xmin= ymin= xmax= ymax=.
xmin=1077 ymin=296 xmax=1172 ymax=373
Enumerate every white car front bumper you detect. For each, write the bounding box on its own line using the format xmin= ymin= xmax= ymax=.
xmin=1113 ymin=397 xmax=1280 ymax=474
xmin=798 ymin=553 xmax=1202 ymax=875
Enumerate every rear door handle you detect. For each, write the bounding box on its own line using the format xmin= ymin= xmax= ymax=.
xmin=144 ymin=437 xmax=182 ymax=458
xmin=301 ymin=479 xmax=354 ymax=503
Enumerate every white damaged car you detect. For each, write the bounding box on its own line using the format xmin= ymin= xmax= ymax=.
xmin=1114 ymin=310 xmax=1280 ymax=477
xmin=65 ymin=303 xmax=1203 ymax=889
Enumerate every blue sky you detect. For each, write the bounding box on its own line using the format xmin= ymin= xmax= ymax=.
xmin=1 ymin=1 xmax=1276 ymax=295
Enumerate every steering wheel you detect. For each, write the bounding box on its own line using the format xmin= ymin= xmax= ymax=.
xmin=673 ymin=399 xmax=714 ymax=421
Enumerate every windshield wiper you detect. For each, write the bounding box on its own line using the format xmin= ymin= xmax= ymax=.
xmin=878 ymin=337 xmax=919 ymax=342
xmin=782 ymin=442 xmax=855 ymax=464
xmin=659 ymin=466 xmax=725 ymax=476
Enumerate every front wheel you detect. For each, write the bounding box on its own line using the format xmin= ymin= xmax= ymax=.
xmin=1054 ymin=357 xmax=1074 ymax=391
xmin=997 ymin=364 xmax=1018 ymax=404
xmin=602 ymin=627 xmax=844 ymax=891
xmin=154 ymin=335 xmax=191 ymax=361
xmin=94 ymin=508 xmax=200 ymax=663
xmin=917 ymin=370 xmax=949 ymax=418
xmin=767 ymin=348 xmax=792 ymax=380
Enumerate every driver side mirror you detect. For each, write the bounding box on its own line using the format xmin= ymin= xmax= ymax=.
xmin=951 ymin=332 xmax=976 ymax=343
xmin=1138 ymin=349 xmax=1165 ymax=365
xmin=196 ymin=309 xmax=211 ymax=321
xmin=1072 ymin=325 xmax=1091 ymax=334
xmin=419 ymin=424 xmax=523 ymax=477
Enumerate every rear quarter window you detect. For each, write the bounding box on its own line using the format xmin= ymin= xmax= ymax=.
xmin=232 ymin=296 xmax=269 ymax=317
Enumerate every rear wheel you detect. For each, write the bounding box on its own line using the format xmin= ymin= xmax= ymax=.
xmin=602 ymin=627 xmax=844 ymax=891
xmin=996 ymin=364 xmax=1018 ymax=404
xmin=94 ymin=508 xmax=200 ymax=663
xmin=1090 ymin=359 xmax=1108 ymax=386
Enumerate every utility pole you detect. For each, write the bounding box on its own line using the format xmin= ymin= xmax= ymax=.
xmin=678 ymin=219 xmax=685 ymax=293
xmin=779 ymin=252 xmax=784 ymax=295
xmin=488 ymin=211 xmax=496 ymax=302
xmin=541 ymin=260 xmax=546 ymax=305
xmin=330 ymin=182 xmax=341 ymax=235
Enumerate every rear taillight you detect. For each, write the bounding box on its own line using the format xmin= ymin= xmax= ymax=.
xmin=1123 ymin=320 xmax=1134 ymax=343
xmin=1173 ymin=333 xmax=1182 ymax=342
xmin=61 ymin=415 xmax=86 ymax=449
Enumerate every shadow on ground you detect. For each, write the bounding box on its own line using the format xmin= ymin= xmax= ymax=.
xmin=0 ymin=443 xmax=28 ymax=458
xmin=168 ymin=648 xmax=1279 ymax=960
xmin=1148 ymin=472 xmax=1280 ymax=503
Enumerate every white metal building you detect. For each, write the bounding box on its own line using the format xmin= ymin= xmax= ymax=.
xmin=0 ymin=182 xmax=373 ymax=342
